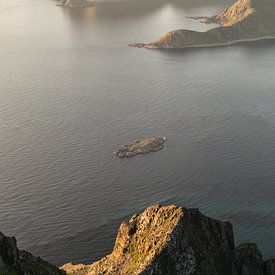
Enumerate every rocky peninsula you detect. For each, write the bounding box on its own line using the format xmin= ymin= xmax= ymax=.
xmin=1 ymin=204 xmax=275 ymax=274
xmin=130 ymin=0 xmax=275 ymax=49
xmin=114 ymin=137 xmax=167 ymax=158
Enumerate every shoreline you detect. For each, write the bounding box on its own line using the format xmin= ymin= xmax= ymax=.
xmin=129 ymin=36 xmax=275 ymax=49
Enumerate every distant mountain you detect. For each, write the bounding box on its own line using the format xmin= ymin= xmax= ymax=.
xmin=130 ymin=0 xmax=275 ymax=48
xmin=57 ymin=0 xmax=92 ymax=7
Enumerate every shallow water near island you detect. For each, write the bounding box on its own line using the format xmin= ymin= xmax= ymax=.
xmin=1 ymin=0 xmax=275 ymax=265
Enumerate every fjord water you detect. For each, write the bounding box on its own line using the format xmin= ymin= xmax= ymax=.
xmin=1 ymin=0 xmax=275 ymax=265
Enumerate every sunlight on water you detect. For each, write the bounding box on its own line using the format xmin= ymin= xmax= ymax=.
xmin=0 ymin=0 xmax=275 ymax=265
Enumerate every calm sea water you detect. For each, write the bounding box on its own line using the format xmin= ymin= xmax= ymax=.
xmin=1 ymin=0 xmax=275 ymax=265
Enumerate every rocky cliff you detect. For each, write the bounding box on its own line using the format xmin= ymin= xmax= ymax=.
xmin=1 ymin=204 xmax=274 ymax=274
xmin=130 ymin=0 xmax=275 ymax=48
xmin=0 ymin=231 xmax=65 ymax=275
xmin=61 ymin=204 xmax=275 ymax=275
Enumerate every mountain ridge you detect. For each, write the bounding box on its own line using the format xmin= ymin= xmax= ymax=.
xmin=61 ymin=204 xmax=275 ymax=275
xmin=130 ymin=0 xmax=275 ymax=49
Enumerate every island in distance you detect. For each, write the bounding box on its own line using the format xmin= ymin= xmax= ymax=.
xmin=57 ymin=0 xmax=93 ymax=8
xmin=129 ymin=0 xmax=275 ymax=49
xmin=114 ymin=137 xmax=167 ymax=158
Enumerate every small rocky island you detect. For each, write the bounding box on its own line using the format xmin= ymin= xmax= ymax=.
xmin=130 ymin=0 xmax=275 ymax=49
xmin=114 ymin=137 xmax=167 ymax=158
xmin=57 ymin=0 xmax=92 ymax=8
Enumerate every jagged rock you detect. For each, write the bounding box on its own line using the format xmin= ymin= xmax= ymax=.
xmin=62 ymin=205 xmax=237 ymax=274
xmin=265 ymin=259 xmax=275 ymax=275
xmin=130 ymin=0 xmax=275 ymax=48
xmin=114 ymin=137 xmax=167 ymax=158
xmin=0 ymin=231 xmax=64 ymax=275
xmin=235 ymin=243 xmax=264 ymax=275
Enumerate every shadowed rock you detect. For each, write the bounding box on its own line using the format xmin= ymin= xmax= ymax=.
xmin=265 ymin=259 xmax=275 ymax=275
xmin=235 ymin=243 xmax=264 ymax=275
xmin=0 ymin=231 xmax=65 ymax=275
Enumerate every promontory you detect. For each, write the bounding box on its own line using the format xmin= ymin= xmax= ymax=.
xmin=1 ymin=204 xmax=275 ymax=274
xmin=129 ymin=0 xmax=275 ymax=49
xmin=62 ymin=204 xmax=275 ymax=275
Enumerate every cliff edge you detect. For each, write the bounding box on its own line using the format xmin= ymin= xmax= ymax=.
xmin=1 ymin=204 xmax=275 ymax=274
xmin=130 ymin=0 xmax=275 ymax=49
xmin=61 ymin=204 xmax=275 ymax=275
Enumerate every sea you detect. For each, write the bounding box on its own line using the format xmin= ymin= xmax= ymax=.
xmin=1 ymin=0 xmax=275 ymax=265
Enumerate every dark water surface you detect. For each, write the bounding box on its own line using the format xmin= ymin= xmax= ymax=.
xmin=1 ymin=0 xmax=275 ymax=265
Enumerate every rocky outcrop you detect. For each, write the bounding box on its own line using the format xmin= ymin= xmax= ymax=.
xmin=235 ymin=243 xmax=265 ymax=275
xmin=0 ymin=231 xmax=65 ymax=275
xmin=61 ymin=205 xmax=238 ymax=274
xmin=1 ymin=204 xmax=274 ymax=274
xmin=114 ymin=137 xmax=167 ymax=158
xmin=130 ymin=0 xmax=275 ymax=49
xmin=265 ymin=259 xmax=275 ymax=275
xmin=62 ymin=204 xmax=275 ymax=275
xmin=235 ymin=243 xmax=275 ymax=275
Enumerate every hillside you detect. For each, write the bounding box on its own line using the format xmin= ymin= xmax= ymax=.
xmin=130 ymin=0 xmax=275 ymax=49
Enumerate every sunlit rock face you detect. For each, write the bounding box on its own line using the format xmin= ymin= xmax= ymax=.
xmin=62 ymin=205 xmax=238 ymax=275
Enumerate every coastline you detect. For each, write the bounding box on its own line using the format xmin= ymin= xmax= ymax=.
xmin=131 ymin=36 xmax=275 ymax=49
xmin=129 ymin=0 xmax=275 ymax=50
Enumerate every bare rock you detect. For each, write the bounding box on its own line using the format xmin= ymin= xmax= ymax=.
xmin=265 ymin=259 xmax=275 ymax=275
xmin=235 ymin=243 xmax=264 ymax=275
xmin=0 ymin=231 xmax=64 ymax=275
xmin=114 ymin=137 xmax=167 ymax=158
xmin=61 ymin=205 xmax=237 ymax=274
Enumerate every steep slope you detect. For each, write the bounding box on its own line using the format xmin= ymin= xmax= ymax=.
xmin=214 ymin=0 xmax=256 ymax=26
xmin=130 ymin=0 xmax=275 ymax=48
xmin=0 ymin=231 xmax=65 ymax=275
xmin=62 ymin=205 xmax=237 ymax=275
xmin=1 ymin=204 xmax=275 ymax=274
